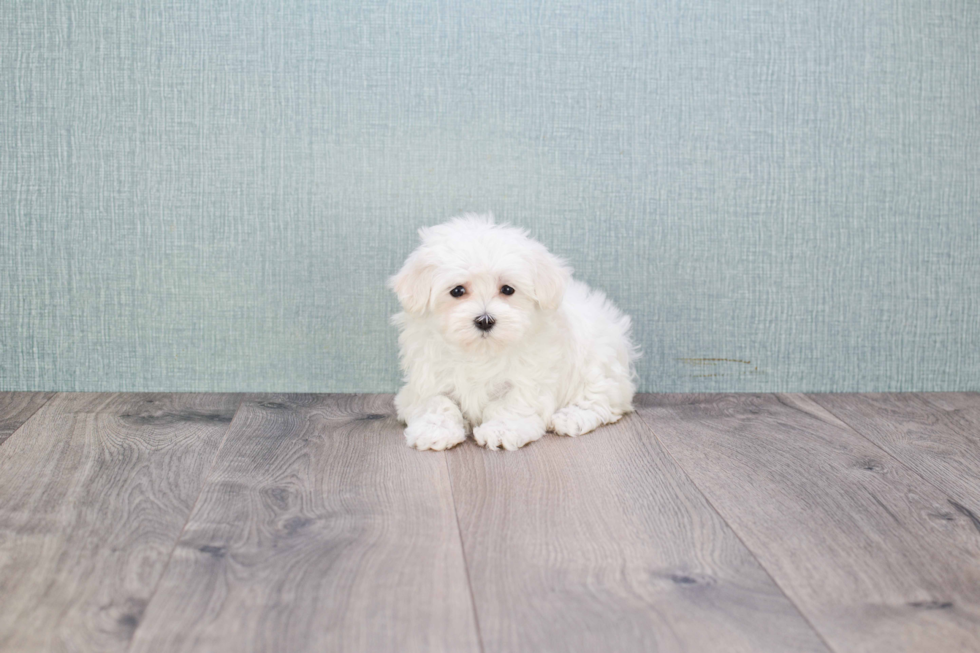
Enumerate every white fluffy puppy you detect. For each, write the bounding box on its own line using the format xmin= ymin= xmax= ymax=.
xmin=390 ymin=214 xmax=638 ymax=451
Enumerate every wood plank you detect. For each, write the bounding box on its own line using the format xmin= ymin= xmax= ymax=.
xmin=128 ymin=394 xmax=480 ymax=653
xmin=447 ymin=412 xmax=830 ymax=653
xmin=637 ymin=393 xmax=980 ymax=653
xmin=0 ymin=392 xmax=241 ymax=653
xmin=810 ymin=393 xmax=980 ymax=514
xmin=0 ymin=391 xmax=56 ymax=445
xmin=917 ymin=392 xmax=980 ymax=412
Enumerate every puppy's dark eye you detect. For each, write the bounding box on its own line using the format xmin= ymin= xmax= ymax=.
xmin=500 ymin=285 xmax=515 ymax=296
xmin=450 ymin=285 xmax=466 ymax=298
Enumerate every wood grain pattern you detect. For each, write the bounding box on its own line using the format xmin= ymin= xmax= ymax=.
xmin=0 ymin=392 xmax=241 ymax=653
xmin=446 ymin=412 xmax=830 ymax=653
xmin=0 ymin=391 xmax=55 ymax=445
xmin=914 ymin=392 xmax=980 ymax=412
xmin=128 ymin=394 xmax=480 ymax=653
xmin=637 ymin=394 xmax=980 ymax=653
xmin=810 ymin=393 xmax=980 ymax=515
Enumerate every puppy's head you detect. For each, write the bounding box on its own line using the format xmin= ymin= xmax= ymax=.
xmin=390 ymin=213 xmax=571 ymax=351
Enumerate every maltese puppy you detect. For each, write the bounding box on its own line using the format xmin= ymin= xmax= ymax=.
xmin=390 ymin=213 xmax=638 ymax=451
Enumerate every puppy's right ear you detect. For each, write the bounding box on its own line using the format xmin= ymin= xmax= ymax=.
xmin=389 ymin=248 xmax=436 ymax=314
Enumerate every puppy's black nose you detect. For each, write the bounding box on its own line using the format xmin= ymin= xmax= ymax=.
xmin=474 ymin=314 xmax=496 ymax=332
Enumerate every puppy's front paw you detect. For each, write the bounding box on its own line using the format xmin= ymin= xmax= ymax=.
xmin=473 ymin=419 xmax=543 ymax=451
xmin=404 ymin=413 xmax=466 ymax=451
xmin=550 ymin=406 xmax=611 ymax=437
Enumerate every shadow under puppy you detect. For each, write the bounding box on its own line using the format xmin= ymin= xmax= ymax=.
xmin=390 ymin=214 xmax=638 ymax=451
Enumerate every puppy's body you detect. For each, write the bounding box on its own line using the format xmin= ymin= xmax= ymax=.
xmin=391 ymin=215 xmax=637 ymax=451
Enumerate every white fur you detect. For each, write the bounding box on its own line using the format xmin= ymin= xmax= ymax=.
xmin=390 ymin=213 xmax=638 ymax=451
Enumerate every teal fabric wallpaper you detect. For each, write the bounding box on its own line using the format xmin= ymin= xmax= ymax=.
xmin=2 ymin=1 xmax=978 ymax=392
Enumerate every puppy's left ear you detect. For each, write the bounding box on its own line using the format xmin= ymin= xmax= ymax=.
xmin=389 ymin=248 xmax=436 ymax=314
xmin=530 ymin=246 xmax=572 ymax=310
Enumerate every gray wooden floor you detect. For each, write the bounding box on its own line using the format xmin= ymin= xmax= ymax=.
xmin=0 ymin=393 xmax=978 ymax=653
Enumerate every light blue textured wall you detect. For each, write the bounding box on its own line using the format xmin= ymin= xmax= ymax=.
xmin=2 ymin=1 xmax=978 ymax=392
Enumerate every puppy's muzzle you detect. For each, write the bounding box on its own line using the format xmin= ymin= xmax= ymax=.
xmin=474 ymin=314 xmax=496 ymax=332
